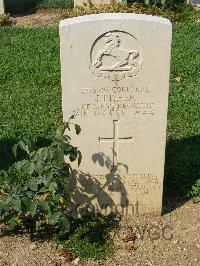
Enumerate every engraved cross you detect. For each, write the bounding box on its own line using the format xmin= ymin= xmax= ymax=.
xmin=98 ymin=120 xmax=133 ymax=170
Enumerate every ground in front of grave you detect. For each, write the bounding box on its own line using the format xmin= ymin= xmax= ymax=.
xmin=0 ymin=199 xmax=199 ymax=266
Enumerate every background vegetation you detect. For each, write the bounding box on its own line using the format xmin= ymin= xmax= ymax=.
xmin=38 ymin=0 xmax=73 ymax=8
xmin=5 ymin=0 xmax=73 ymax=12
xmin=59 ymin=4 xmax=199 ymax=23
xmin=4 ymin=0 xmax=190 ymax=13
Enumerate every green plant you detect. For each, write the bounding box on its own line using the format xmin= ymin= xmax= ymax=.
xmin=136 ymin=0 xmax=185 ymax=6
xmin=58 ymin=214 xmax=115 ymax=260
xmin=0 ymin=119 xmax=82 ymax=233
xmin=38 ymin=0 xmax=73 ymax=8
xmin=60 ymin=3 xmax=182 ymax=23
xmin=60 ymin=2 xmax=200 ymax=24
xmin=143 ymin=0 xmax=166 ymax=5
xmin=189 ymin=179 xmax=200 ymax=202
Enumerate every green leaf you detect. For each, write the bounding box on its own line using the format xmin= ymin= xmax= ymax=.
xmin=18 ymin=140 xmax=29 ymax=154
xmin=61 ymin=142 xmax=72 ymax=153
xmin=22 ymin=197 xmax=30 ymax=207
xmin=1 ymin=202 xmax=9 ymax=212
xmin=0 ymin=170 xmax=8 ymax=180
xmin=12 ymin=144 xmax=18 ymax=158
xmin=12 ymin=196 xmax=21 ymax=212
xmin=161 ymin=0 xmax=166 ymax=4
xmin=35 ymin=162 xmax=43 ymax=174
xmin=14 ymin=160 xmax=28 ymax=171
xmin=62 ymin=135 xmax=71 ymax=142
xmin=48 ymin=182 xmax=57 ymax=192
xmin=78 ymin=150 xmax=82 ymax=167
xmin=69 ymin=148 xmax=78 ymax=162
xmin=39 ymin=186 xmax=48 ymax=193
xmin=30 ymin=201 xmax=37 ymax=217
xmin=75 ymin=124 xmax=81 ymax=135
xmin=37 ymin=176 xmax=48 ymax=186
xmin=22 ymin=197 xmax=36 ymax=216
xmin=60 ymin=215 xmax=70 ymax=233
xmin=54 ymin=148 xmax=64 ymax=163
xmin=25 ymin=161 xmax=35 ymax=175
xmin=36 ymin=220 xmax=43 ymax=231
xmin=0 ymin=205 xmax=3 ymax=216
xmin=6 ymin=218 xmax=17 ymax=231
xmin=59 ymin=195 xmax=68 ymax=206
xmin=56 ymin=125 xmax=64 ymax=139
xmin=22 ymin=197 xmax=32 ymax=211
xmin=64 ymin=122 xmax=70 ymax=131
xmin=39 ymin=147 xmax=49 ymax=161
xmin=32 ymin=150 xmax=39 ymax=161
xmin=6 ymin=196 xmax=12 ymax=205
xmin=26 ymin=191 xmax=34 ymax=198
xmin=28 ymin=179 xmax=38 ymax=191
xmin=39 ymin=199 xmax=50 ymax=213
xmin=48 ymin=150 xmax=53 ymax=161
xmin=50 ymin=212 xmax=60 ymax=225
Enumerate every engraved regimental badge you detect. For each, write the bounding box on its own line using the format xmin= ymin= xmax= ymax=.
xmin=90 ymin=31 xmax=142 ymax=82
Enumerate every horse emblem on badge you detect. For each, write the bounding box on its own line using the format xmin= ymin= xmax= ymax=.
xmin=90 ymin=31 xmax=142 ymax=81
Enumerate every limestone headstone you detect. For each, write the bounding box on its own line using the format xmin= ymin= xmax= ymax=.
xmin=74 ymin=0 xmax=127 ymax=8
xmin=0 ymin=0 xmax=4 ymax=14
xmin=187 ymin=0 xmax=200 ymax=7
xmin=60 ymin=13 xmax=172 ymax=217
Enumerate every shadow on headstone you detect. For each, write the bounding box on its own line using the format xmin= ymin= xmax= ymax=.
xmin=67 ymin=152 xmax=130 ymax=218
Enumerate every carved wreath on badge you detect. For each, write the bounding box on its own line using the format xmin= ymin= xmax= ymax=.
xmin=90 ymin=31 xmax=142 ymax=82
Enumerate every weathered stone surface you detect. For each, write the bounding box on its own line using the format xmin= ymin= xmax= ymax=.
xmin=0 ymin=0 xmax=4 ymax=14
xmin=60 ymin=13 xmax=172 ymax=217
xmin=187 ymin=0 xmax=200 ymax=7
xmin=74 ymin=0 xmax=127 ymax=8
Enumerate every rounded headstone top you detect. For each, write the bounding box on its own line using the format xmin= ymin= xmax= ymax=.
xmin=59 ymin=13 xmax=172 ymax=28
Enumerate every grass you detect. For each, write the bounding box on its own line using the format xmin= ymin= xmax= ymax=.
xmin=38 ymin=0 xmax=73 ymax=8
xmin=168 ymin=23 xmax=200 ymax=139
xmin=0 ymin=27 xmax=61 ymax=169
xmin=57 ymin=215 xmax=116 ymax=260
xmin=164 ymin=22 xmax=200 ymax=199
xmin=0 ymin=21 xmax=199 ymax=198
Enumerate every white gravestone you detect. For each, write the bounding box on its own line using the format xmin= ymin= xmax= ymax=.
xmin=60 ymin=13 xmax=172 ymax=217
xmin=0 ymin=0 xmax=4 ymax=14
xmin=187 ymin=0 xmax=200 ymax=7
xmin=74 ymin=0 xmax=127 ymax=8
